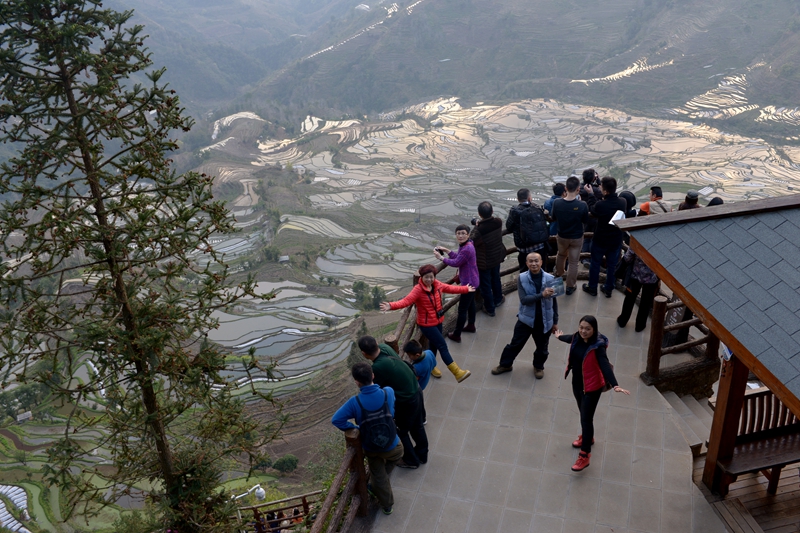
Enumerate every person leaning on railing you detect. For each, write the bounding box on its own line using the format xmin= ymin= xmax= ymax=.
xmin=434 ymin=224 xmax=479 ymax=343
xmin=379 ymin=264 xmax=474 ymax=383
xmin=469 ymin=201 xmax=506 ymax=317
xmin=331 ymin=362 xmax=403 ymax=515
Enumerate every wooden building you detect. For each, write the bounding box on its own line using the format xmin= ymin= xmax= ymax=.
xmin=618 ymin=195 xmax=800 ymax=531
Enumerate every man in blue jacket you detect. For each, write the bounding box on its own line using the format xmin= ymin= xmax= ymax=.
xmin=491 ymin=252 xmax=559 ymax=379
xmin=332 ymin=362 xmax=404 ymax=515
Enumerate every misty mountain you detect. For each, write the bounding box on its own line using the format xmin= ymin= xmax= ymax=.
xmin=111 ymin=0 xmax=800 ymax=144
xmin=109 ymin=0 xmax=373 ymax=106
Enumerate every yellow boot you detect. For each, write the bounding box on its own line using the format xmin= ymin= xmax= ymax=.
xmin=447 ymin=362 xmax=471 ymax=383
xmin=431 ymin=367 xmax=442 ymax=379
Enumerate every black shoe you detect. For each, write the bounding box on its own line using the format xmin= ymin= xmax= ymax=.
xmin=482 ymin=308 xmax=495 ymax=317
xmin=396 ymin=461 xmax=419 ymax=469
xmin=495 ymin=296 xmax=506 ymax=308
xmin=566 ymin=286 xmax=576 ymax=296
xmin=582 ymin=284 xmax=597 ymax=296
xmin=601 ymin=287 xmax=613 ymax=298
xmin=617 ymin=316 xmax=627 ymax=328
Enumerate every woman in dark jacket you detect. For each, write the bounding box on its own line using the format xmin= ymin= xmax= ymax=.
xmin=555 ymin=315 xmax=629 ymax=471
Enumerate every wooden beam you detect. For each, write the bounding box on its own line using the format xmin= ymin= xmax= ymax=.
xmin=704 ymin=354 xmax=749 ymax=492
xmin=616 ymin=194 xmax=800 ymax=231
xmin=628 ymin=236 xmax=800 ymax=420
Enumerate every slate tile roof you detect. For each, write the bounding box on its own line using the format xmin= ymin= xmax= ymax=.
xmin=629 ymin=210 xmax=800 ymax=400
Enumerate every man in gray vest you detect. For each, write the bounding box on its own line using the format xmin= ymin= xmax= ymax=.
xmin=491 ymin=252 xmax=559 ymax=379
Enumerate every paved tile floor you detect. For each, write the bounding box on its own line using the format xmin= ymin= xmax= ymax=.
xmin=373 ymin=287 xmax=727 ymax=533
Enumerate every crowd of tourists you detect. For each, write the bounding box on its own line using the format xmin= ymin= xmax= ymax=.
xmin=331 ymin=170 xmax=723 ymax=515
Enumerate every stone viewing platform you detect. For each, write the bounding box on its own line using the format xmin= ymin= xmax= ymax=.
xmin=372 ymin=288 xmax=727 ymax=533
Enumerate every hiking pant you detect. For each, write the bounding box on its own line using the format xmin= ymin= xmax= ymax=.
xmin=366 ymin=442 xmax=404 ymax=508
xmin=556 ymin=236 xmax=583 ymax=289
xmin=394 ymin=389 xmax=428 ymax=467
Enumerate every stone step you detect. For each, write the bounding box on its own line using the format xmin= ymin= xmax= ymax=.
xmin=662 ymin=391 xmax=705 ymax=457
xmin=681 ymin=394 xmax=714 ymax=431
xmin=669 ymin=411 xmax=704 ymax=457
xmin=663 ymin=391 xmax=692 ymax=416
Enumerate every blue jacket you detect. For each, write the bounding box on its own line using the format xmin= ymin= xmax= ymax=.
xmin=517 ymin=270 xmax=558 ymax=331
xmin=544 ymin=194 xmax=560 ymax=236
xmin=331 ymin=384 xmax=400 ymax=452
xmin=412 ymin=350 xmax=437 ymax=390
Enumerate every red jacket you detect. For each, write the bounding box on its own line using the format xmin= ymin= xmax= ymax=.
xmin=563 ymin=334 xmax=617 ymax=393
xmin=389 ymin=278 xmax=470 ymax=327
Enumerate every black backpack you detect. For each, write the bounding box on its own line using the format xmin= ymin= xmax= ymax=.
xmin=356 ymin=390 xmax=397 ymax=451
xmin=519 ymin=203 xmax=549 ymax=245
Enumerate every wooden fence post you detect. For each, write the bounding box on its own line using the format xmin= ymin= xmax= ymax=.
xmin=644 ymin=296 xmax=668 ymax=380
xmin=345 ymin=429 xmax=369 ymax=517
xmin=384 ymin=334 xmax=399 ymax=354
xmin=705 ymin=332 xmax=720 ymax=361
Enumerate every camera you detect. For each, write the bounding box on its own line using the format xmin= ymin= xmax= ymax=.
xmin=436 ymin=309 xmax=445 ymax=318
xmin=470 ymin=217 xmax=478 ymax=225
xmin=435 ymin=247 xmax=445 ymax=254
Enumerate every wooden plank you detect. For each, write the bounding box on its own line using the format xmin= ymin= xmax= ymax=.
xmin=728 ymin=498 xmax=766 ymax=533
xmin=714 ymin=500 xmax=750 ymax=533
xmin=615 ymin=194 xmax=800 ymax=231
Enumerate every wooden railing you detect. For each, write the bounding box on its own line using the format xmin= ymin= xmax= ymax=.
xmin=641 ymin=294 xmax=721 ymax=391
xmin=307 ymin=429 xmax=368 ymax=533
xmin=237 ymin=490 xmax=322 ymax=533
xmin=710 ymin=387 xmax=800 ymax=439
xmin=383 ymin=231 xmax=598 ymax=356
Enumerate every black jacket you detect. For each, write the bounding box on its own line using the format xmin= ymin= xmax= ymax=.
xmin=580 ymin=185 xmax=603 ymax=233
xmin=586 ymin=192 xmax=627 ymax=248
xmin=470 ymin=216 xmax=506 ymax=270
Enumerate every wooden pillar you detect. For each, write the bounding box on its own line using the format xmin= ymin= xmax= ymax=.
xmin=383 ymin=334 xmax=399 ymax=354
xmin=645 ymin=296 xmax=668 ymax=379
xmin=253 ymin=508 xmax=266 ymax=533
xmin=345 ymin=429 xmax=369 ymax=516
xmin=703 ymin=354 xmax=748 ymax=492
xmin=705 ymin=331 xmax=720 ymax=361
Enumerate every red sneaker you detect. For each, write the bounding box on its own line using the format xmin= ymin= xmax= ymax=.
xmin=572 ymin=452 xmax=591 ymax=471
xmin=572 ymin=452 xmax=592 ymax=472
xmin=572 ymin=435 xmax=595 ymax=448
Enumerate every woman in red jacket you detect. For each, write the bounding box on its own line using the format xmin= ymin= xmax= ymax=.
xmin=380 ymin=264 xmax=475 ymax=383
xmin=555 ymin=315 xmax=629 ymax=472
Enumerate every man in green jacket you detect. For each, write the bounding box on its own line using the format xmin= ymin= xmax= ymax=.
xmin=359 ymin=335 xmax=428 ymax=468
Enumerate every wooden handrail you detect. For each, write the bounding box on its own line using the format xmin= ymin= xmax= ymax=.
xmin=307 ymin=429 xmax=368 ymax=533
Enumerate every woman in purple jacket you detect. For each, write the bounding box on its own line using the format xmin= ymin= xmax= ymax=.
xmin=434 ymin=224 xmax=480 ymax=343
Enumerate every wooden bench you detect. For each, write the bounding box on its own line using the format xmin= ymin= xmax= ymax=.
xmin=712 ymin=387 xmax=800 ymax=496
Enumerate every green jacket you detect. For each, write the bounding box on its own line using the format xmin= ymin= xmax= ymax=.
xmin=371 ymin=344 xmax=420 ymax=403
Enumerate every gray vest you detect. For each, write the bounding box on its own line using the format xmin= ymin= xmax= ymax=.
xmin=517 ymin=270 xmax=555 ymax=331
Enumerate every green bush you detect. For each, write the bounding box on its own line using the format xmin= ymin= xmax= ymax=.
xmin=273 ymin=454 xmax=299 ymax=473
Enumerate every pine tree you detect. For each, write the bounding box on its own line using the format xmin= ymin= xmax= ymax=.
xmin=0 ymin=2 xmax=277 ymax=530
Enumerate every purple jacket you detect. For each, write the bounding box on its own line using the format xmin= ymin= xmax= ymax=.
xmin=444 ymin=241 xmax=480 ymax=288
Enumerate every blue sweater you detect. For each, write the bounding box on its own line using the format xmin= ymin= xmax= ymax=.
xmin=331 ymin=384 xmax=400 ymax=451
xmin=412 ymin=351 xmax=437 ymax=390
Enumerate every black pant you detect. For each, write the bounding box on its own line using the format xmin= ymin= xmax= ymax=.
xmin=675 ymin=307 xmax=694 ymax=344
xmin=498 ymin=319 xmax=551 ymax=370
xmin=394 ymin=389 xmax=428 ymax=466
xmin=453 ymin=292 xmax=476 ymax=335
xmin=572 ymin=379 xmax=603 ymax=453
xmin=617 ymin=278 xmax=658 ymax=331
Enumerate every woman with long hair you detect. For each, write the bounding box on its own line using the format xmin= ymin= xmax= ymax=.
xmin=380 ymin=264 xmax=475 ymax=382
xmin=555 ymin=315 xmax=629 ymax=471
